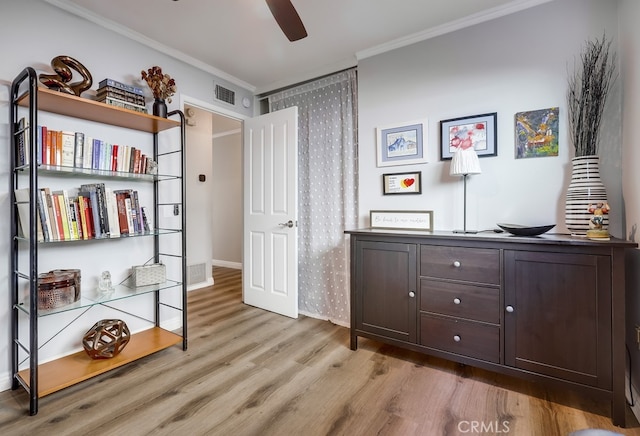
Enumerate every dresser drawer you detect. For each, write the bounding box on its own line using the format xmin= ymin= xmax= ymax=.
xmin=420 ymin=245 xmax=499 ymax=284
xmin=420 ymin=314 xmax=500 ymax=363
xmin=420 ymin=279 xmax=499 ymax=324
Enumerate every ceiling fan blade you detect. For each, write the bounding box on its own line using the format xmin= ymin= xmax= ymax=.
xmin=265 ymin=0 xmax=307 ymax=42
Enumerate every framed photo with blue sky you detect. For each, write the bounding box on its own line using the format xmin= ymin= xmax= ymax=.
xmin=376 ymin=119 xmax=428 ymax=167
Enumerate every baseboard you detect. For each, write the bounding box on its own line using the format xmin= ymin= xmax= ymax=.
xmin=0 ymin=370 xmax=11 ymax=393
xmin=627 ymin=375 xmax=640 ymax=424
xmin=187 ymin=277 xmax=214 ymax=292
xmin=212 ymin=259 xmax=242 ymax=270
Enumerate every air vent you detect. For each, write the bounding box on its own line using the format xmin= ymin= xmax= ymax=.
xmin=187 ymin=263 xmax=206 ymax=285
xmin=215 ymin=84 xmax=235 ymax=105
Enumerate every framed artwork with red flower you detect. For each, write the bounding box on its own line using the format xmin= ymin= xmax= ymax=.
xmin=439 ymin=112 xmax=497 ymax=160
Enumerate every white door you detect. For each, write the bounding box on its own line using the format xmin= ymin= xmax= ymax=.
xmin=243 ymin=106 xmax=298 ymax=318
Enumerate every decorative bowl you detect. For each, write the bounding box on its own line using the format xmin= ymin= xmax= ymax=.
xmin=497 ymin=223 xmax=555 ymax=237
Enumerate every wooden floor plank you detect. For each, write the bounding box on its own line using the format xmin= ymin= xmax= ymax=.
xmin=1 ymin=266 xmax=640 ymax=436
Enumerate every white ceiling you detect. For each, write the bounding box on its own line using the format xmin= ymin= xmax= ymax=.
xmin=46 ymin=0 xmax=552 ymax=94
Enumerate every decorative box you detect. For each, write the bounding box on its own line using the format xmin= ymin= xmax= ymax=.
xmin=37 ymin=269 xmax=81 ymax=311
xmin=131 ymin=263 xmax=166 ymax=287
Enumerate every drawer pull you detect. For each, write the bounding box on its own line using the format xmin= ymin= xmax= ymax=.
xmin=506 ymin=305 xmax=514 ymax=313
xmin=453 ymin=335 xmax=461 ymax=342
xmin=409 ymin=291 xmax=415 ymax=298
xmin=453 ymin=298 xmax=461 ymax=305
xmin=453 ymin=261 xmax=461 ymax=268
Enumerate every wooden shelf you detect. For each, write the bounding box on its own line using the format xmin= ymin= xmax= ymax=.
xmin=16 ymin=327 xmax=182 ymax=397
xmin=17 ymin=87 xmax=180 ymax=133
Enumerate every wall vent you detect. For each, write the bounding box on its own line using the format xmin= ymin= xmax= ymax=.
xmin=215 ymin=84 xmax=235 ymax=105
xmin=187 ymin=263 xmax=206 ymax=285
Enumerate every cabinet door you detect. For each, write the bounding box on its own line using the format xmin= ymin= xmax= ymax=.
xmin=504 ymin=250 xmax=611 ymax=389
xmin=355 ymin=240 xmax=417 ymax=343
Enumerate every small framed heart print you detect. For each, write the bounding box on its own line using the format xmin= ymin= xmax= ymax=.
xmin=382 ymin=171 xmax=422 ymax=195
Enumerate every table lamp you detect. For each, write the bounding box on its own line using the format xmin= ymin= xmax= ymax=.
xmin=450 ymin=147 xmax=482 ymax=233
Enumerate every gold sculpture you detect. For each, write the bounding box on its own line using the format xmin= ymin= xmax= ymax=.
xmin=39 ymin=55 xmax=93 ymax=96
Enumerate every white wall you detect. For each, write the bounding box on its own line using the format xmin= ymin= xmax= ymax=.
xmin=212 ymin=132 xmax=242 ymax=266
xmin=0 ymin=0 xmax=250 ymax=391
xmin=357 ymin=0 xmax=622 ymax=237
xmin=185 ymin=106 xmax=214 ymax=288
xmin=620 ymin=0 xmax=640 ymax=413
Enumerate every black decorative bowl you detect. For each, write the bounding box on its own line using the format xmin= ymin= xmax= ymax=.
xmin=497 ymin=223 xmax=555 ymax=237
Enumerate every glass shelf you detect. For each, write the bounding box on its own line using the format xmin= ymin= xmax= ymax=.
xmin=16 ymin=279 xmax=182 ymax=317
xmin=15 ymin=164 xmax=181 ymax=182
xmin=16 ymin=228 xmax=181 ymax=244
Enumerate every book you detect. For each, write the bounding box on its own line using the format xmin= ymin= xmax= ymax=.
xmin=38 ymin=189 xmax=53 ymax=242
xmin=140 ymin=206 xmax=151 ymax=232
xmin=50 ymin=191 xmax=64 ymax=240
xmin=96 ymin=87 xmax=146 ymax=106
xmin=83 ymin=136 xmax=93 ymax=169
xmin=77 ymin=192 xmax=94 ymax=239
xmin=60 ymin=131 xmax=75 ymax=167
xmin=114 ymin=190 xmax=130 ymax=235
xmin=74 ymin=132 xmax=84 ymax=168
xmin=54 ymin=191 xmax=71 ymax=240
xmin=14 ymin=188 xmax=43 ymax=242
xmin=98 ymin=78 xmax=145 ymax=96
xmin=41 ymin=125 xmax=49 ymax=165
xmin=98 ymin=96 xmax=148 ymax=113
xmin=55 ymin=131 xmax=63 ymax=166
xmin=92 ymin=139 xmax=101 ymax=170
xmin=42 ymin=188 xmax=59 ymax=241
xmin=105 ymin=188 xmax=120 ymax=237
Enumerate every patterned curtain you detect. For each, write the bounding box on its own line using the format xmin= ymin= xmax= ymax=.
xmin=268 ymin=69 xmax=358 ymax=326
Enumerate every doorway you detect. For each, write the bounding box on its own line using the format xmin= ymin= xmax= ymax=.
xmin=184 ymin=103 xmax=243 ymax=290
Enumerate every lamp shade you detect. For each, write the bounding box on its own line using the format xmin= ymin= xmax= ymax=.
xmin=450 ymin=147 xmax=482 ymax=176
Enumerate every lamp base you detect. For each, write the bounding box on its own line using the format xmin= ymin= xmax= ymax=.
xmin=453 ymin=229 xmax=478 ymax=234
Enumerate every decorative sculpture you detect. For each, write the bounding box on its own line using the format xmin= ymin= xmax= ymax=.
xmin=39 ymin=55 xmax=93 ymax=96
xmin=82 ymin=319 xmax=130 ymax=359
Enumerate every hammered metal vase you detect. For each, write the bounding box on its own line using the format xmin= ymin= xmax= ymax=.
xmin=565 ymin=156 xmax=608 ymax=235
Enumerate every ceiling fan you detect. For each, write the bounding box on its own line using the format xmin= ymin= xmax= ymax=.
xmin=265 ymin=0 xmax=308 ymax=41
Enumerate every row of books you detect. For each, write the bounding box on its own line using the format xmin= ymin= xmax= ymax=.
xmin=96 ymin=78 xmax=147 ymax=114
xmin=15 ymin=183 xmax=151 ymax=243
xmin=16 ymin=119 xmax=156 ymax=174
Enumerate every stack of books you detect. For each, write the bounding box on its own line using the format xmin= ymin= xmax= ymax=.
xmin=96 ymin=78 xmax=147 ymax=113
xmin=15 ymin=184 xmax=151 ymax=243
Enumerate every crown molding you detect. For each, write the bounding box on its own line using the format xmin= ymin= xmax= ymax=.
xmin=42 ymin=0 xmax=257 ymax=92
xmin=356 ymin=0 xmax=555 ymax=61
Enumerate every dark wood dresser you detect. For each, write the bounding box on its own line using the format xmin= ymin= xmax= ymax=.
xmin=346 ymin=228 xmax=637 ymax=426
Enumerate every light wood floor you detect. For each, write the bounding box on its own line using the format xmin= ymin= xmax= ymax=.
xmin=1 ymin=267 xmax=640 ymax=436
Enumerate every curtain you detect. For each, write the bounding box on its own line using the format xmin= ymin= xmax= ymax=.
xmin=268 ymin=69 xmax=358 ymax=326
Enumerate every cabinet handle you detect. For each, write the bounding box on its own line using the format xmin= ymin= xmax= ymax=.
xmin=453 ymin=261 xmax=461 ymax=268
xmin=453 ymin=298 xmax=461 ymax=305
xmin=409 ymin=291 xmax=415 ymax=298
xmin=453 ymin=335 xmax=461 ymax=342
xmin=506 ymin=305 xmax=514 ymax=313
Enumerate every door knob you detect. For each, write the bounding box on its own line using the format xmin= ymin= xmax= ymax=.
xmin=278 ymin=220 xmax=294 ymax=228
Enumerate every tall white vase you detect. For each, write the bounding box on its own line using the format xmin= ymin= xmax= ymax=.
xmin=565 ymin=156 xmax=608 ymax=235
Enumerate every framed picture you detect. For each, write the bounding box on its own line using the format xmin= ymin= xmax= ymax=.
xmin=383 ymin=171 xmax=422 ymax=195
xmin=440 ymin=112 xmax=497 ymax=160
xmin=515 ymin=107 xmax=559 ymax=159
xmin=376 ymin=119 xmax=428 ymax=167
xmin=370 ymin=210 xmax=434 ymax=231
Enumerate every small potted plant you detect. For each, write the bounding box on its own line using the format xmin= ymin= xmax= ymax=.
xmin=565 ymin=34 xmax=616 ymax=236
xmin=141 ymin=66 xmax=176 ymax=117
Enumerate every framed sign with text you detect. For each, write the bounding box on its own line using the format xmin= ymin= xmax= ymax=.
xmin=369 ymin=210 xmax=434 ymax=231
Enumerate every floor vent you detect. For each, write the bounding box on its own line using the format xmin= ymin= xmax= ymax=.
xmin=215 ymin=84 xmax=235 ymax=105
xmin=187 ymin=263 xmax=206 ymax=285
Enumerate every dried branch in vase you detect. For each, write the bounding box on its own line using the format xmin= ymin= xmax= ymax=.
xmin=141 ymin=66 xmax=177 ymax=103
xmin=567 ymin=34 xmax=617 ymax=157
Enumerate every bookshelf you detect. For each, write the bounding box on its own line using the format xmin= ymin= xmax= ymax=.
xmin=10 ymin=67 xmax=187 ymax=415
